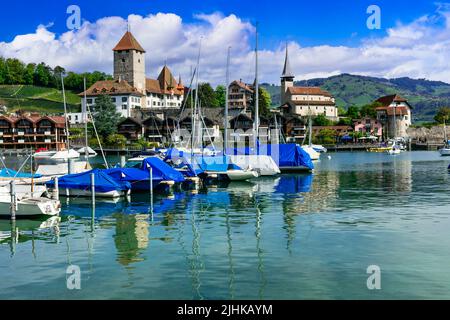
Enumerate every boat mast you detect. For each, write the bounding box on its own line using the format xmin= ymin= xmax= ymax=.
xmin=254 ymin=23 xmax=260 ymax=150
xmin=83 ymin=77 xmax=89 ymax=161
xmin=224 ymin=46 xmax=231 ymax=155
xmin=61 ymin=74 xmax=70 ymax=151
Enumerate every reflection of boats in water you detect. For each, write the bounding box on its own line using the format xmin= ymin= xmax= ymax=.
xmin=274 ymin=174 xmax=313 ymax=194
xmin=0 ymin=216 xmax=60 ymax=244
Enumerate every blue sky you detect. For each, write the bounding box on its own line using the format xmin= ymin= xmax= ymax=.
xmin=1 ymin=0 xmax=450 ymax=84
xmin=0 ymin=0 xmax=439 ymax=47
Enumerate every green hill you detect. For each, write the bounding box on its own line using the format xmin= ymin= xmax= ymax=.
xmin=0 ymin=85 xmax=81 ymax=114
xmin=262 ymin=74 xmax=450 ymax=122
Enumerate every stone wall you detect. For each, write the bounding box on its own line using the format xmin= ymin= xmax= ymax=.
xmin=407 ymin=125 xmax=447 ymax=143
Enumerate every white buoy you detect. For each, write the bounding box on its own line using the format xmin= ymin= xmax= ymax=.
xmin=328 ymin=155 xmax=332 ymax=160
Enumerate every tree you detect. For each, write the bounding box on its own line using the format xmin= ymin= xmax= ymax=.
xmin=316 ymin=128 xmax=337 ymax=145
xmin=92 ymin=95 xmax=122 ymax=139
xmin=215 ymin=85 xmax=226 ymax=108
xmin=360 ymin=102 xmax=381 ymax=118
xmin=198 ymin=83 xmax=219 ymax=108
xmin=23 ymin=63 xmax=36 ymax=85
xmin=434 ymin=107 xmax=450 ymax=124
xmin=258 ymin=87 xmax=272 ymax=117
xmin=34 ymin=62 xmax=52 ymax=86
xmin=313 ymin=114 xmax=332 ymax=126
xmin=5 ymin=58 xmax=26 ymax=84
xmin=0 ymin=57 xmax=7 ymax=84
xmin=346 ymin=105 xmax=360 ymax=119
xmin=106 ymin=134 xmax=127 ymax=148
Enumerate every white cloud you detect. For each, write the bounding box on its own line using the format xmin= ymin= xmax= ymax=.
xmin=1 ymin=8 xmax=450 ymax=87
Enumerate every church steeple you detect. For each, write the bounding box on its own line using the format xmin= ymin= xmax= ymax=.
xmin=281 ymin=43 xmax=294 ymax=80
xmin=280 ymin=43 xmax=295 ymax=105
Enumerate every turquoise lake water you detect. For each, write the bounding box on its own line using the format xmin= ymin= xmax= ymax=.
xmin=1 ymin=151 xmax=450 ymax=299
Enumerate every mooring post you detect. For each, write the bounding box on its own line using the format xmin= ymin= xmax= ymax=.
xmin=91 ymin=172 xmax=96 ymax=209
xmin=149 ymin=165 xmax=154 ymax=216
xmin=10 ymin=180 xmax=16 ymax=221
xmin=53 ymin=177 xmax=59 ymax=201
xmin=120 ymin=155 xmax=126 ymax=168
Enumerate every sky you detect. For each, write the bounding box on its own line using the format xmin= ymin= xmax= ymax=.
xmin=1 ymin=0 xmax=450 ymax=86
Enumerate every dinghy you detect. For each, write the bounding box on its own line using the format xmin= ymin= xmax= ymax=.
xmin=0 ymin=186 xmax=60 ymax=217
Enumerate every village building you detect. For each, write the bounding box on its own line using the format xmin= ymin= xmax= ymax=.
xmin=228 ymin=80 xmax=254 ymax=110
xmin=76 ymin=31 xmax=184 ymax=121
xmin=279 ymin=46 xmax=338 ymax=120
xmin=375 ymin=94 xmax=412 ymax=139
xmin=353 ymin=117 xmax=383 ymax=138
xmin=0 ymin=114 xmax=68 ymax=150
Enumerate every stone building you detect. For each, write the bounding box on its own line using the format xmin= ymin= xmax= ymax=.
xmin=279 ymin=46 xmax=338 ymax=120
xmin=228 ymin=80 xmax=254 ymax=110
xmin=375 ymin=94 xmax=413 ymax=138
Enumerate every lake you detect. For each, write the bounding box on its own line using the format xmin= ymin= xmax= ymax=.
xmin=1 ymin=151 xmax=450 ymax=299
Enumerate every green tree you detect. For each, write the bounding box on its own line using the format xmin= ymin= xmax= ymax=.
xmin=106 ymin=134 xmax=127 ymax=148
xmin=360 ymin=102 xmax=381 ymax=118
xmin=198 ymin=83 xmax=219 ymax=108
xmin=33 ymin=62 xmax=52 ymax=86
xmin=215 ymin=85 xmax=226 ymax=108
xmin=346 ymin=105 xmax=360 ymax=119
xmin=5 ymin=58 xmax=26 ymax=84
xmin=316 ymin=128 xmax=337 ymax=144
xmin=258 ymin=87 xmax=272 ymax=117
xmin=0 ymin=57 xmax=7 ymax=84
xmin=434 ymin=107 xmax=450 ymax=124
xmin=92 ymin=95 xmax=122 ymax=139
xmin=313 ymin=114 xmax=332 ymax=126
xmin=23 ymin=63 xmax=36 ymax=85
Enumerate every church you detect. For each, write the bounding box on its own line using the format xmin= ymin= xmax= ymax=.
xmin=77 ymin=31 xmax=184 ymax=119
xmin=279 ymin=46 xmax=338 ymax=121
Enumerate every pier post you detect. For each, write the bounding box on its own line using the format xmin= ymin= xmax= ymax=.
xmin=149 ymin=165 xmax=154 ymax=216
xmin=10 ymin=180 xmax=16 ymax=221
xmin=91 ymin=172 xmax=96 ymax=209
xmin=68 ymin=158 xmax=73 ymax=175
xmin=53 ymin=177 xmax=59 ymax=201
xmin=120 ymin=155 xmax=126 ymax=168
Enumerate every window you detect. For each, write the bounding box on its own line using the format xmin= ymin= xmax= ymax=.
xmin=122 ymin=97 xmax=128 ymax=102
xmin=75 ymin=115 xmax=79 ymax=121
xmin=122 ymin=105 xmax=127 ymax=110
xmin=111 ymin=98 xmax=116 ymax=103
xmin=153 ymin=101 xmax=156 ymax=106
xmin=122 ymin=59 xmax=125 ymax=63
xmin=87 ymin=99 xmax=92 ymax=104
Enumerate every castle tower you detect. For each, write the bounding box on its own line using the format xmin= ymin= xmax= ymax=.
xmin=113 ymin=31 xmax=146 ymax=93
xmin=280 ymin=44 xmax=295 ymax=105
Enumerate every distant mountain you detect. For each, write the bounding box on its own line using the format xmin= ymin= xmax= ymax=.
xmin=261 ymin=74 xmax=450 ymax=122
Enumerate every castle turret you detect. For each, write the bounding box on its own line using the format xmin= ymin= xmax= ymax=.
xmin=113 ymin=31 xmax=146 ymax=93
xmin=280 ymin=44 xmax=295 ymax=105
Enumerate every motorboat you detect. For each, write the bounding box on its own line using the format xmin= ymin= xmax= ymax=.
xmin=387 ymin=145 xmax=401 ymax=155
xmin=77 ymin=147 xmax=98 ymax=158
xmin=301 ymin=145 xmax=321 ymax=161
xmin=312 ymin=144 xmax=327 ymax=153
xmin=0 ymin=190 xmax=60 ymax=217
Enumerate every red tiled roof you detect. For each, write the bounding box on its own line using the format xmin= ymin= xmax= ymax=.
xmin=146 ymin=65 xmax=184 ymax=95
xmin=229 ymin=80 xmax=254 ymax=93
xmin=375 ymin=94 xmax=408 ymax=106
xmin=287 ymin=86 xmax=333 ymax=97
xmin=113 ymin=31 xmax=146 ymax=52
xmin=376 ymin=106 xmax=409 ymax=116
xmin=79 ymin=79 xmax=144 ymax=97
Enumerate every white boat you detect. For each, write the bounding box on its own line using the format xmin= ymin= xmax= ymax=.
xmin=226 ymin=168 xmax=259 ymax=181
xmin=312 ymin=144 xmax=327 ymax=153
xmin=35 ymin=161 xmax=90 ymax=177
xmin=77 ymin=147 xmax=98 ymax=158
xmin=439 ymin=147 xmax=450 ymax=156
xmin=301 ymin=145 xmax=321 ymax=161
xmin=387 ymin=146 xmax=401 ymax=155
xmin=0 ymin=182 xmax=47 ymax=198
xmin=229 ymin=155 xmax=280 ymax=176
xmin=0 ymin=194 xmax=60 ymax=217
xmin=33 ymin=150 xmax=57 ymax=159
xmin=50 ymin=149 xmax=80 ymax=161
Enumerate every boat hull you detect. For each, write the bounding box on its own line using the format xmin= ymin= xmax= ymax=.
xmin=440 ymin=148 xmax=450 ymax=156
xmin=226 ymin=170 xmax=259 ymax=181
xmin=54 ymin=187 xmax=130 ymax=198
xmin=279 ymin=166 xmax=313 ymax=173
xmin=0 ymin=197 xmax=60 ymax=217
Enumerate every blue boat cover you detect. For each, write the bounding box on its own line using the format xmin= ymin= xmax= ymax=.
xmin=163 ymin=149 xmax=205 ymax=177
xmin=227 ymin=144 xmax=314 ymax=170
xmin=0 ymin=168 xmax=42 ymax=178
xmin=46 ymin=169 xmax=131 ymax=193
xmin=194 ymin=155 xmax=243 ymax=172
xmin=141 ymin=157 xmax=185 ymax=183
xmin=105 ymin=167 xmax=162 ymax=183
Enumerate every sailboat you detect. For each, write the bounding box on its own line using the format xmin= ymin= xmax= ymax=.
xmin=387 ymin=103 xmax=402 ymax=155
xmin=439 ymin=118 xmax=450 ymax=156
xmin=301 ymin=115 xmax=320 ymax=161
